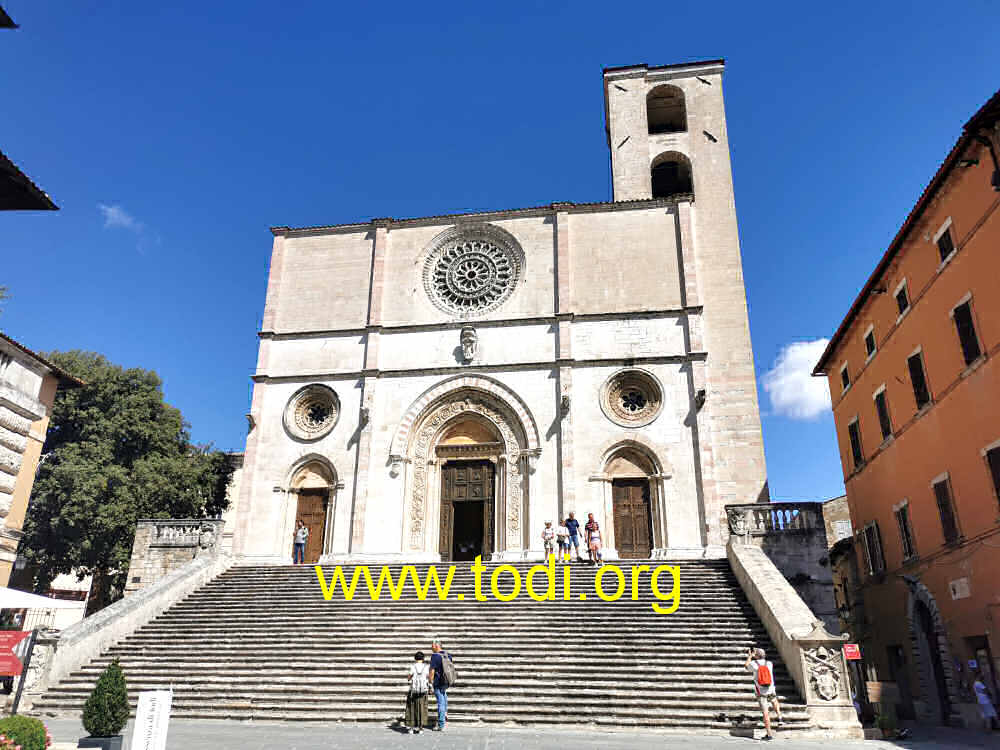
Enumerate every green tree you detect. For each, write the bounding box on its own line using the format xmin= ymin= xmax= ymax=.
xmin=21 ymin=351 xmax=233 ymax=609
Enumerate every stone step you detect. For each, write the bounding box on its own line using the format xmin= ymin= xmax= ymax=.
xmin=36 ymin=559 xmax=813 ymax=730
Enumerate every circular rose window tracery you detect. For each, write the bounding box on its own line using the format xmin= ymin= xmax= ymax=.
xmin=422 ymin=225 xmax=524 ymax=317
xmin=600 ymin=370 xmax=663 ymax=427
xmin=284 ymin=385 xmax=340 ymax=441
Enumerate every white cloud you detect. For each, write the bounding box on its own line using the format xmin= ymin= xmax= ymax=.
xmin=98 ymin=203 xmax=143 ymax=232
xmin=762 ymin=338 xmax=832 ymax=420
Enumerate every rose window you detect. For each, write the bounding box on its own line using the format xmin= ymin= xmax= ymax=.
xmin=423 ymin=225 xmax=523 ymax=317
xmin=284 ymin=385 xmax=340 ymax=441
xmin=601 ymin=370 xmax=663 ymax=427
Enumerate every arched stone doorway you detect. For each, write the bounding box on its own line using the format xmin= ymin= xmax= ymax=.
xmin=906 ymin=577 xmax=960 ymax=724
xmin=392 ymin=378 xmax=540 ymax=561
xmin=286 ymin=457 xmax=339 ymax=564
xmin=607 ymin=448 xmax=656 ymax=558
xmin=592 ymin=439 xmax=672 ymax=559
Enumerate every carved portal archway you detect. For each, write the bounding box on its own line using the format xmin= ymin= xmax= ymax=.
xmin=284 ymin=455 xmax=342 ymax=562
xmin=398 ymin=385 xmax=537 ymax=559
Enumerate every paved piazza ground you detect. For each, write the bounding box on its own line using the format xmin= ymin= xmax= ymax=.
xmin=42 ymin=718 xmax=996 ymax=749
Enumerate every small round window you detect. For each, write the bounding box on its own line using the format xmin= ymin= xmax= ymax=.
xmin=284 ymin=385 xmax=340 ymax=441
xmin=600 ymin=370 xmax=663 ymax=427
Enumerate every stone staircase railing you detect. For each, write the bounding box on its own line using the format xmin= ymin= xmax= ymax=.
xmin=726 ymin=501 xmax=824 ymax=537
xmin=728 ymin=538 xmax=862 ymax=737
xmin=16 ymin=520 xmax=232 ymax=713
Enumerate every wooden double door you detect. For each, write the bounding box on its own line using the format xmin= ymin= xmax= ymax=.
xmin=295 ymin=491 xmax=328 ymax=563
xmin=440 ymin=460 xmax=494 ymax=561
xmin=612 ymin=479 xmax=653 ymax=558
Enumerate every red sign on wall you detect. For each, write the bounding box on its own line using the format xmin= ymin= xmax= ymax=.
xmin=843 ymin=643 xmax=861 ymax=661
xmin=0 ymin=631 xmax=31 ymax=676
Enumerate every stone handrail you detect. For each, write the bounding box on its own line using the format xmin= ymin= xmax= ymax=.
xmin=728 ymin=540 xmax=862 ymax=737
xmin=18 ymin=546 xmax=232 ymax=711
xmin=726 ymin=501 xmax=823 ymax=536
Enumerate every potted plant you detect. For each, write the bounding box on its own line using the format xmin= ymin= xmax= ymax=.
xmin=78 ymin=659 xmax=129 ymax=750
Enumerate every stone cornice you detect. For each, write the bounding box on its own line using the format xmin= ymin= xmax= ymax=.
xmin=270 ymin=196 xmax=691 ymax=238
xmin=258 ymin=306 xmax=705 ymax=340
xmin=251 ymin=352 xmax=709 ymax=384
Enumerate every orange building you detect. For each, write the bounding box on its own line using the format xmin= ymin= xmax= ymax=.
xmin=814 ymin=90 xmax=1000 ymax=726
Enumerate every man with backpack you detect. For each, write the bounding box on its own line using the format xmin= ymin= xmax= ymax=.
xmin=745 ymin=647 xmax=783 ymax=740
xmin=428 ymin=638 xmax=456 ymax=731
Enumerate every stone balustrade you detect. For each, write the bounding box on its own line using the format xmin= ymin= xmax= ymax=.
xmin=726 ymin=501 xmax=824 ymax=537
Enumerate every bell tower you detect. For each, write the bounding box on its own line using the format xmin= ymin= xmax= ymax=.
xmin=603 ymin=59 xmax=730 ymax=203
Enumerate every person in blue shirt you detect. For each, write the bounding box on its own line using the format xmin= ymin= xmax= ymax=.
xmin=427 ymin=638 xmax=452 ymax=731
xmin=565 ymin=512 xmax=584 ymax=561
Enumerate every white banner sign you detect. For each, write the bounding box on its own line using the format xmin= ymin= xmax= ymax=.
xmin=130 ymin=689 xmax=172 ymax=750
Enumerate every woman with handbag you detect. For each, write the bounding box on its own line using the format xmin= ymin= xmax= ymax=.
xmin=404 ymin=651 xmax=430 ymax=733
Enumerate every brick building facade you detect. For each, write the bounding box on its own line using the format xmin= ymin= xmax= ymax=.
xmin=815 ymin=90 xmax=1000 ymax=725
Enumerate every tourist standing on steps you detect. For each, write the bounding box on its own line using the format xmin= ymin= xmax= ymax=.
xmin=292 ymin=518 xmax=309 ymax=564
xmin=565 ymin=512 xmax=584 ymax=561
xmin=745 ymin=647 xmax=783 ymax=740
xmin=556 ymin=519 xmax=571 ymax=563
xmin=584 ymin=513 xmax=603 ymax=566
xmin=542 ymin=521 xmax=556 ymax=559
xmin=404 ymin=651 xmax=429 ymax=734
xmin=428 ymin=638 xmax=452 ymax=731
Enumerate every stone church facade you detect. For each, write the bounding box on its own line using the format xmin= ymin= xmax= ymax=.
xmin=230 ymin=59 xmax=768 ymax=564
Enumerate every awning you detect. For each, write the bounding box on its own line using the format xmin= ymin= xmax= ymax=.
xmin=0 ymin=587 xmax=83 ymax=609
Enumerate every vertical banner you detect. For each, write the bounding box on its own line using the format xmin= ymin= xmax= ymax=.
xmin=130 ymin=689 xmax=172 ymax=750
xmin=0 ymin=631 xmax=31 ymax=675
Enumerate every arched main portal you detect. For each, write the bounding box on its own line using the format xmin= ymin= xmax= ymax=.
xmin=393 ymin=378 xmax=539 ymax=561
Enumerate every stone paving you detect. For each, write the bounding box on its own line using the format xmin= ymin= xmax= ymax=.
xmin=41 ymin=717 xmax=997 ymax=750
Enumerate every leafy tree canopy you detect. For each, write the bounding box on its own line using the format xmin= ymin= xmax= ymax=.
xmin=22 ymin=351 xmax=233 ymax=607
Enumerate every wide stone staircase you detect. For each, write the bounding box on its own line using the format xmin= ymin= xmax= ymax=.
xmin=33 ymin=559 xmax=814 ymax=732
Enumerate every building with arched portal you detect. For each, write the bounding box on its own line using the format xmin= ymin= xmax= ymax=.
xmin=230 ymin=60 xmax=768 ymax=564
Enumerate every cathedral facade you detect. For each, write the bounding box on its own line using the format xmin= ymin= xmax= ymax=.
xmin=230 ymin=59 xmax=767 ymax=564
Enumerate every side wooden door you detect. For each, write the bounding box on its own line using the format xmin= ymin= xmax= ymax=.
xmin=295 ymin=491 xmax=327 ymax=563
xmin=612 ymin=479 xmax=652 ymax=558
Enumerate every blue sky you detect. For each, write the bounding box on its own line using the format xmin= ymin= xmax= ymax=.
xmin=1 ymin=2 xmax=996 ymax=501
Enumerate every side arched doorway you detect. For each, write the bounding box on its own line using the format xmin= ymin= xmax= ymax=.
xmin=906 ymin=578 xmax=959 ymax=724
xmin=288 ymin=459 xmax=337 ymax=564
xmin=606 ymin=448 xmax=656 ymax=558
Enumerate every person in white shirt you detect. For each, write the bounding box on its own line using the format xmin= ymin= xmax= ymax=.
xmin=541 ymin=521 xmax=556 ymax=559
xmin=556 ymin=520 xmax=571 ymax=563
xmin=404 ymin=651 xmax=430 ymax=733
xmin=292 ymin=519 xmax=309 ymax=564
xmin=745 ymin=647 xmax=783 ymax=740
xmin=973 ymin=671 xmax=998 ymax=730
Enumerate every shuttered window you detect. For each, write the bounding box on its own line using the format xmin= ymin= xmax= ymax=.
xmin=953 ymin=301 xmax=982 ymax=366
xmin=936 ymin=227 xmax=956 ymax=261
xmin=875 ymin=390 xmax=892 ymax=441
xmin=986 ymin=447 xmax=1000 ymax=507
xmin=932 ymin=478 xmax=960 ymax=544
xmin=907 ymin=352 xmax=931 ymax=409
xmin=862 ymin=523 xmax=886 ymax=575
xmin=895 ymin=505 xmax=916 ymax=560
xmin=895 ymin=285 xmax=910 ymax=316
xmin=848 ymin=419 xmax=864 ymax=468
